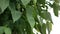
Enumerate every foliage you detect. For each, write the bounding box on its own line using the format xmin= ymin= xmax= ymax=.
xmin=0 ymin=0 xmax=60 ymax=34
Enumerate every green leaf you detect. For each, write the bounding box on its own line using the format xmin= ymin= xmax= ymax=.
xmin=0 ymin=26 xmax=4 ymax=34
xmin=40 ymin=11 xmax=52 ymax=23
xmin=46 ymin=22 xmax=52 ymax=32
xmin=0 ymin=0 xmax=9 ymax=14
xmin=26 ymin=6 xmax=35 ymax=28
xmin=46 ymin=21 xmax=52 ymax=34
xmin=42 ymin=23 xmax=46 ymax=34
xmin=11 ymin=9 xmax=21 ymax=22
xmin=34 ymin=23 xmax=46 ymax=34
xmin=53 ymin=2 xmax=59 ymax=16
xmin=21 ymin=0 xmax=30 ymax=6
xmin=4 ymin=27 xmax=11 ymax=34
xmin=9 ymin=3 xmax=22 ymax=22
xmin=37 ymin=3 xmax=52 ymax=22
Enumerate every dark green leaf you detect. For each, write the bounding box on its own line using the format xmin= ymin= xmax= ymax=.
xmin=42 ymin=23 xmax=46 ymax=34
xmin=26 ymin=6 xmax=35 ymax=28
xmin=53 ymin=2 xmax=59 ymax=16
xmin=0 ymin=0 xmax=9 ymax=14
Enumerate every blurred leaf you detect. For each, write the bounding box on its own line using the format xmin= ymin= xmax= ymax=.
xmin=54 ymin=0 xmax=59 ymax=3
xmin=10 ymin=9 xmax=21 ymax=22
xmin=34 ymin=23 xmax=42 ymax=32
xmin=40 ymin=11 xmax=52 ymax=23
xmin=46 ymin=21 xmax=52 ymax=34
xmin=0 ymin=0 xmax=9 ymax=14
xmin=26 ymin=6 xmax=35 ymax=28
xmin=21 ymin=0 xmax=30 ymax=6
xmin=42 ymin=23 xmax=46 ymax=34
xmin=0 ymin=0 xmax=54 ymax=34
xmin=4 ymin=27 xmax=11 ymax=34
xmin=33 ymin=0 xmax=37 ymax=5
xmin=0 ymin=26 xmax=4 ymax=34
xmin=34 ymin=23 xmax=46 ymax=34
xmin=53 ymin=2 xmax=59 ymax=16
xmin=37 ymin=4 xmax=53 ymax=23
xmin=39 ymin=17 xmax=43 ymax=26
xmin=46 ymin=22 xmax=52 ymax=32
xmin=41 ymin=12 xmax=51 ymax=21
xmin=9 ymin=3 xmax=22 ymax=22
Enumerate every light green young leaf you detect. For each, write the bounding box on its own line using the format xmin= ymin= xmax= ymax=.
xmin=4 ymin=27 xmax=11 ymax=34
xmin=0 ymin=0 xmax=9 ymax=14
xmin=21 ymin=0 xmax=30 ymax=6
xmin=26 ymin=6 xmax=35 ymax=28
